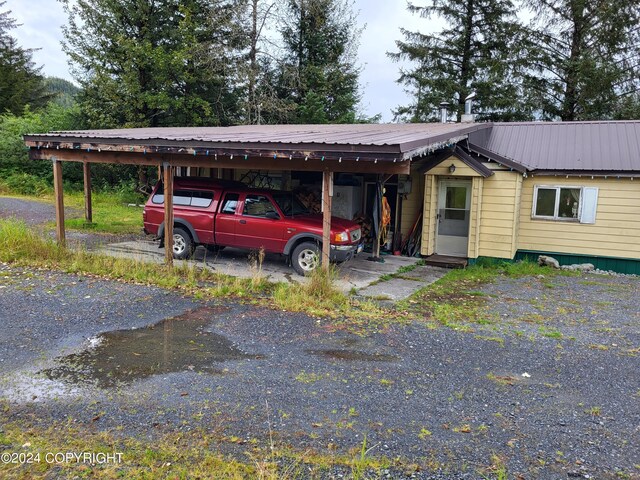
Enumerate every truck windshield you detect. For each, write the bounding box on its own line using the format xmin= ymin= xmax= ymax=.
xmin=272 ymin=193 xmax=310 ymax=216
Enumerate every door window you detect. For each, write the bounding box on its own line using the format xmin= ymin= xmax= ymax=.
xmin=444 ymin=186 xmax=468 ymax=220
xmin=243 ymin=195 xmax=277 ymax=217
xmin=220 ymin=193 xmax=239 ymax=214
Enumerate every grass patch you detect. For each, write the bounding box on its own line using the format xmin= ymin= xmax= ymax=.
xmin=0 ymin=415 xmax=395 ymax=479
xmin=61 ymin=191 xmax=144 ymax=235
xmin=0 ymin=219 xmax=390 ymax=326
xmin=538 ymin=327 xmax=563 ymax=339
xmin=0 ymin=218 xmax=270 ymax=299
xmin=400 ymin=260 xmax=579 ymax=329
xmin=272 ymin=267 xmax=388 ymax=331
xmin=2 ymin=190 xmax=144 ymax=235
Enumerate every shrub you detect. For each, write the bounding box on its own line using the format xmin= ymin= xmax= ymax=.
xmin=0 ymin=173 xmax=52 ymax=196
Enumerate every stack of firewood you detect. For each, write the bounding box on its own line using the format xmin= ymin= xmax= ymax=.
xmin=353 ymin=215 xmax=373 ymax=241
xmin=295 ymin=188 xmax=321 ymax=214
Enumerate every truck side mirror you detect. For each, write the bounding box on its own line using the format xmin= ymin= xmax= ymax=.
xmin=265 ymin=211 xmax=280 ymax=220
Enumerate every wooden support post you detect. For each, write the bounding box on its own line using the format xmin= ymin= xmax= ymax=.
xmin=321 ymin=170 xmax=333 ymax=270
xmin=83 ymin=162 xmax=92 ymax=223
xmin=52 ymin=159 xmax=65 ymax=246
xmin=163 ymin=163 xmax=174 ymax=266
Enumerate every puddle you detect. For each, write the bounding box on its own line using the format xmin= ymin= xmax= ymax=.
xmin=306 ymin=349 xmax=399 ymax=362
xmin=0 ymin=373 xmax=81 ymax=403
xmin=42 ymin=307 xmax=265 ymax=388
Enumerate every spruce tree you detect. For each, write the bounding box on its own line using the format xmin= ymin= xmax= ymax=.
xmin=523 ymin=0 xmax=640 ymax=120
xmin=0 ymin=2 xmax=50 ymax=114
xmin=275 ymin=0 xmax=362 ymax=124
xmin=60 ymin=0 xmax=247 ymax=128
xmin=388 ymin=0 xmax=531 ymax=122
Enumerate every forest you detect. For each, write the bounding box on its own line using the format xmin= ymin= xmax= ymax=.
xmin=1 ymin=0 xmax=639 ymax=193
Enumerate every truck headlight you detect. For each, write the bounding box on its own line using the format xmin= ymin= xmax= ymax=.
xmin=334 ymin=231 xmax=349 ymax=242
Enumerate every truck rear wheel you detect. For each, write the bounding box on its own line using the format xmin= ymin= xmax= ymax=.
xmin=292 ymin=241 xmax=321 ymax=276
xmin=172 ymin=227 xmax=194 ymax=260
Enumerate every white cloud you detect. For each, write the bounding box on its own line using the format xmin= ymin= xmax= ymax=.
xmin=5 ymin=0 xmax=71 ymax=81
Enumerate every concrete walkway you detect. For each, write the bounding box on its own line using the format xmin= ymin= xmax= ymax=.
xmin=97 ymin=239 xmax=448 ymax=298
xmin=354 ymin=264 xmax=449 ymax=301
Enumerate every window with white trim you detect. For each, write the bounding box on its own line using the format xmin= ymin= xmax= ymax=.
xmin=532 ymin=186 xmax=598 ymax=224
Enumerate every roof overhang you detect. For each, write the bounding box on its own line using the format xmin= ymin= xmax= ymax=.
xmin=417 ymin=145 xmax=494 ymax=178
xmin=467 ymin=142 xmax=528 ymax=173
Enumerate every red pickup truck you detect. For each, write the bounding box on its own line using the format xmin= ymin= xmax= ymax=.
xmin=142 ymin=178 xmax=363 ymax=275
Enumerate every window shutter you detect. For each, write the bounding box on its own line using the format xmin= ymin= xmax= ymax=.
xmin=580 ymin=187 xmax=599 ymax=224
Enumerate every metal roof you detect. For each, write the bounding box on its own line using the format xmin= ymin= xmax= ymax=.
xmin=469 ymin=121 xmax=640 ymax=172
xmin=26 ymin=123 xmax=490 ymax=160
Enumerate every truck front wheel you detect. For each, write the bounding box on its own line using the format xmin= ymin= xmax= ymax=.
xmin=292 ymin=241 xmax=321 ymax=276
xmin=172 ymin=227 xmax=194 ymax=260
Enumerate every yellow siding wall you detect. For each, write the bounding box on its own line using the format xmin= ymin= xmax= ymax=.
xmin=400 ymin=172 xmax=424 ymax=240
xmin=477 ymin=170 xmax=522 ymax=259
xmin=421 ymin=175 xmax=438 ymax=256
xmin=519 ymin=177 xmax=640 ymax=259
xmin=467 ymin=176 xmax=483 ymax=258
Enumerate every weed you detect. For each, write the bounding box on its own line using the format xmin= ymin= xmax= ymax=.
xmin=418 ymin=428 xmax=432 ymax=439
xmin=486 ymin=372 xmax=518 ymax=386
xmin=475 ymin=335 xmax=505 ymax=346
xmin=587 ymin=406 xmax=602 ymax=416
xmin=477 ymin=424 xmax=489 ymax=434
xmin=248 ymin=247 xmax=266 ymax=288
xmin=452 ymin=424 xmax=471 ymax=433
xmin=294 ymin=371 xmax=326 ymax=384
xmin=479 ymin=453 xmax=508 ymax=480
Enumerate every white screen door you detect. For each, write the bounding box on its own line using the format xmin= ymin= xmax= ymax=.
xmin=436 ymin=180 xmax=471 ymax=256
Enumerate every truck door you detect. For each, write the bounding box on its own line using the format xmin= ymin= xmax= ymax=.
xmin=214 ymin=192 xmax=240 ymax=246
xmin=235 ymin=193 xmax=286 ymax=252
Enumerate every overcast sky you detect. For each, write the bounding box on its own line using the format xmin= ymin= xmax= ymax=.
xmin=6 ymin=0 xmax=439 ymax=122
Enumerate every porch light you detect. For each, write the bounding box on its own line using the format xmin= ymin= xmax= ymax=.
xmin=449 ymin=164 xmax=456 ymax=174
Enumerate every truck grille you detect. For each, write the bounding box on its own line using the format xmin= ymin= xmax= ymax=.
xmin=350 ymin=228 xmax=361 ymax=242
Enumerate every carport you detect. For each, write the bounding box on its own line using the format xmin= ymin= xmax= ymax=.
xmin=23 ymin=123 xmax=487 ymax=267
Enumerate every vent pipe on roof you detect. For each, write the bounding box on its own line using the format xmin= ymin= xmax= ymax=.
xmin=439 ymin=101 xmax=450 ymax=123
xmin=461 ymin=92 xmax=476 ymax=123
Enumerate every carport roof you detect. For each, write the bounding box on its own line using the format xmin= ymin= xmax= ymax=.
xmin=24 ymin=123 xmax=491 ymax=162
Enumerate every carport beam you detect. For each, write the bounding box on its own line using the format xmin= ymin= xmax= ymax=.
xmin=163 ymin=163 xmax=174 ymax=266
xmin=53 ymin=159 xmax=65 ymax=246
xmin=83 ymin=162 xmax=92 ymax=223
xmin=322 ymin=170 xmax=333 ymax=270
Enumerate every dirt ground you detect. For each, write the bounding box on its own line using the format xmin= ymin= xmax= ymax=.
xmin=0 ymin=261 xmax=638 ymax=479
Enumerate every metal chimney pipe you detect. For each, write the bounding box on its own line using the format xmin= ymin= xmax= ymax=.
xmin=464 ymin=92 xmax=476 ymax=115
xmin=461 ymin=92 xmax=477 ymax=123
xmin=439 ymin=101 xmax=450 ymax=123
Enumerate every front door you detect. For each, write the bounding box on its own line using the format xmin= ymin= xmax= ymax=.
xmin=436 ymin=180 xmax=471 ymax=257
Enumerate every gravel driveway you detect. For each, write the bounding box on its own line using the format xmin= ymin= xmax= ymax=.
xmin=0 ymin=262 xmax=638 ymax=479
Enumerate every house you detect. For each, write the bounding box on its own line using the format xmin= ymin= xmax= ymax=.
xmin=419 ymin=121 xmax=640 ymax=274
xmin=24 ymin=121 xmax=640 ymax=274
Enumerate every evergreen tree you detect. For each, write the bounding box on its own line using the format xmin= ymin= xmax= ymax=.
xmin=523 ymin=0 xmax=640 ymax=120
xmin=60 ymin=0 xmax=247 ymax=128
xmin=388 ymin=0 xmax=531 ymax=122
xmin=0 ymin=2 xmax=50 ymax=114
xmin=274 ymin=0 xmax=362 ymax=124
